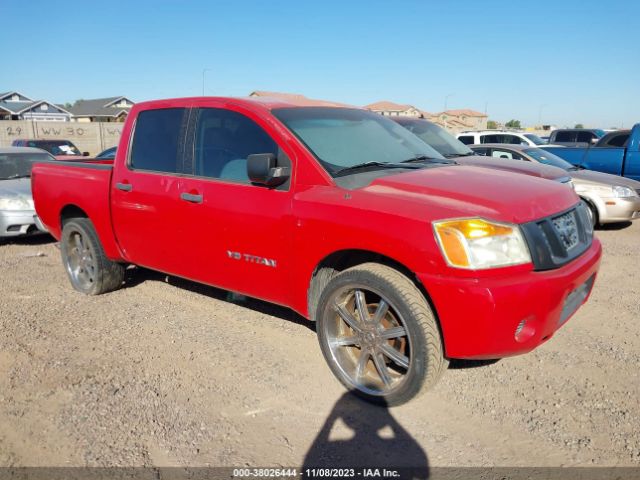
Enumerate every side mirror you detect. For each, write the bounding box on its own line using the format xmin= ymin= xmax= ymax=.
xmin=589 ymin=138 xmax=598 ymax=146
xmin=247 ymin=153 xmax=290 ymax=187
xmin=82 ymin=151 xmax=90 ymax=156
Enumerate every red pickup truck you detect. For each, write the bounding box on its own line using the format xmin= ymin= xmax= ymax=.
xmin=32 ymin=96 xmax=602 ymax=405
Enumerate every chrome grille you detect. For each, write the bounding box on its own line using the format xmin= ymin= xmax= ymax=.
xmin=552 ymin=210 xmax=579 ymax=251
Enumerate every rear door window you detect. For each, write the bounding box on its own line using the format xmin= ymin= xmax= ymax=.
xmin=130 ymin=108 xmax=188 ymax=173
xmin=576 ymin=131 xmax=595 ymax=143
xmin=458 ymin=135 xmax=474 ymax=145
xmin=491 ymin=149 xmax=523 ymax=160
xmin=553 ymin=131 xmax=575 ymax=143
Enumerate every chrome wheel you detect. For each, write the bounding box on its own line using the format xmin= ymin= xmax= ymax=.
xmin=322 ymin=284 xmax=412 ymax=396
xmin=64 ymin=230 xmax=97 ymax=290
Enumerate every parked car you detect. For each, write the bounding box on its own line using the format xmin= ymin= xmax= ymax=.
xmin=548 ymin=128 xmax=605 ymax=147
xmin=392 ymin=117 xmax=572 ymax=185
xmin=0 ymin=147 xmax=52 ymax=238
xmin=32 ymin=97 xmax=601 ymax=405
xmin=456 ymin=130 xmax=562 ymax=147
xmin=470 ymin=144 xmax=640 ymax=225
xmin=96 ymin=146 xmax=117 ymax=160
xmin=542 ymin=123 xmax=640 ymax=180
xmin=11 ymin=139 xmax=90 ymax=160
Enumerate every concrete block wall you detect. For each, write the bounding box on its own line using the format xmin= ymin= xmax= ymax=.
xmin=0 ymin=121 xmax=123 ymax=155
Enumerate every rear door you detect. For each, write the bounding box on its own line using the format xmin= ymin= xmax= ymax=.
xmin=111 ymin=106 xmax=191 ymax=274
xmin=176 ymin=105 xmax=295 ymax=305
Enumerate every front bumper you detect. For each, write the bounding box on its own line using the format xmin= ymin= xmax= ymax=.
xmin=600 ymin=196 xmax=640 ymax=223
xmin=419 ymin=238 xmax=602 ymax=359
xmin=0 ymin=210 xmax=48 ymax=238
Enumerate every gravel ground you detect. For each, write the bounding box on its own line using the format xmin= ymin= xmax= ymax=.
xmin=0 ymin=222 xmax=638 ymax=469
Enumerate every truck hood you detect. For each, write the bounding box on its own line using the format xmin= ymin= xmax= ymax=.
xmin=570 ymin=169 xmax=640 ymax=189
xmin=363 ymin=165 xmax=579 ymax=224
xmin=455 ymin=155 xmax=568 ymax=181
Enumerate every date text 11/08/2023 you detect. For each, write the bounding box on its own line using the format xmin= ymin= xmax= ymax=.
xmin=232 ymin=468 xmax=404 ymax=478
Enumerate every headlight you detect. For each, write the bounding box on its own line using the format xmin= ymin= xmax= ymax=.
xmin=433 ymin=218 xmax=531 ymax=270
xmin=0 ymin=197 xmax=32 ymax=210
xmin=612 ymin=186 xmax=636 ymax=198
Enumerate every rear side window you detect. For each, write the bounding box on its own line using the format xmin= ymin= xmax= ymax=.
xmin=130 ymin=108 xmax=187 ymax=173
xmin=492 ymin=149 xmax=523 ymax=160
xmin=553 ymin=131 xmax=575 ymax=142
xmin=458 ymin=135 xmax=474 ymax=145
xmin=576 ymin=131 xmax=595 ymax=143
xmin=607 ymin=133 xmax=629 ymax=147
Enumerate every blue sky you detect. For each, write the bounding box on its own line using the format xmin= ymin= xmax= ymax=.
xmin=2 ymin=0 xmax=638 ymax=127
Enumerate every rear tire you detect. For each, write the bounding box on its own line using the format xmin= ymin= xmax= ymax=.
xmin=60 ymin=218 xmax=125 ymax=295
xmin=316 ymin=263 xmax=447 ymax=406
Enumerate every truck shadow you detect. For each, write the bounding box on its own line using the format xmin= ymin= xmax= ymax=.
xmin=597 ymin=221 xmax=632 ymax=231
xmin=123 ymin=266 xmax=315 ymax=332
xmin=303 ymin=392 xmax=429 ymax=478
xmin=0 ymin=234 xmax=55 ymax=246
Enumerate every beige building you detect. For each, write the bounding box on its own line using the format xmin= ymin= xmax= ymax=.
xmin=430 ymin=109 xmax=488 ymax=130
xmin=364 ymin=100 xmax=426 ymax=117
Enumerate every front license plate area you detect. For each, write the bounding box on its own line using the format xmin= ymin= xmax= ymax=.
xmin=559 ymin=274 xmax=595 ymax=326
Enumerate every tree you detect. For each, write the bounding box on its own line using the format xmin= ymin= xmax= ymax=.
xmin=487 ymin=120 xmax=498 ymax=129
xmin=505 ymin=119 xmax=521 ymax=128
xmin=574 ymin=123 xmax=584 ymax=129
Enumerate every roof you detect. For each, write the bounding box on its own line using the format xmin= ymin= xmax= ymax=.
xmin=437 ymin=109 xmax=487 ymax=117
xmin=0 ymin=100 xmax=72 ymax=115
xmin=134 ymin=96 xmax=355 ymax=112
xmin=67 ymin=96 xmax=133 ymax=117
xmin=364 ymin=100 xmax=415 ymax=112
xmin=0 ymin=91 xmax=34 ymax=102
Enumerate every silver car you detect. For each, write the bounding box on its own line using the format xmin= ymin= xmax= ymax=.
xmin=0 ymin=147 xmax=53 ymax=238
xmin=470 ymin=143 xmax=640 ymax=226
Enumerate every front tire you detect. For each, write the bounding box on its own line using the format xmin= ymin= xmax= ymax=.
xmin=60 ymin=218 xmax=125 ymax=295
xmin=316 ymin=263 xmax=447 ymax=406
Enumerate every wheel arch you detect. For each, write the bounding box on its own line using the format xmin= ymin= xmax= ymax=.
xmin=307 ymin=249 xmax=441 ymax=330
xmin=60 ymin=204 xmax=89 ymax=227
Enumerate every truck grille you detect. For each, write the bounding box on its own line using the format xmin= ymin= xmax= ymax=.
xmin=520 ymin=202 xmax=593 ymax=271
xmin=552 ymin=210 xmax=579 ymax=251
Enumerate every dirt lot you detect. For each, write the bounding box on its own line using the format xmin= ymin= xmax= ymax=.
xmin=0 ymin=222 xmax=639 ymax=470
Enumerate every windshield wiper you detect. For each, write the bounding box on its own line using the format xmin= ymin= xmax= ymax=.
xmin=5 ymin=174 xmax=31 ymax=179
xmin=401 ymin=154 xmax=456 ymax=164
xmin=568 ymin=165 xmax=586 ymax=171
xmin=335 ymin=161 xmax=423 ymax=176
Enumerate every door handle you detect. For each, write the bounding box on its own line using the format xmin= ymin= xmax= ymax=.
xmin=180 ymin=192 xmax=203 ymax=204
xmin=116 ymin=182 xmax=132 ymax=192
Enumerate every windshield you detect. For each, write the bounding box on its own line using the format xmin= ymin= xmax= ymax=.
xmin=395 ymin=118 xmax=473 ymax=157
xmin=272 ymin=107 xmax=445 ymax=176
xmin=524 ymin=134 xmax=546 ymax=145
xmin=0 ymin=152 xmax=53 ymax=180
xmin=31 ymin=140 xmax=82 ymax=156
xmin=523 ymin=148 xmax=574 ymax=170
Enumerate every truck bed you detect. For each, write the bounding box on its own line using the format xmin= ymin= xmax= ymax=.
xmin=31 ymin=161 xmax=123 ymax=260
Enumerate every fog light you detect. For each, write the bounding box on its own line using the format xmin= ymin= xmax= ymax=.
xmin=515 ymin=316 xmax=536 ymax=343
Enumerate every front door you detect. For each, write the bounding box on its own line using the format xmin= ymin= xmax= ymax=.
xmin=177 ymin=106 xmax=295 ymax=306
